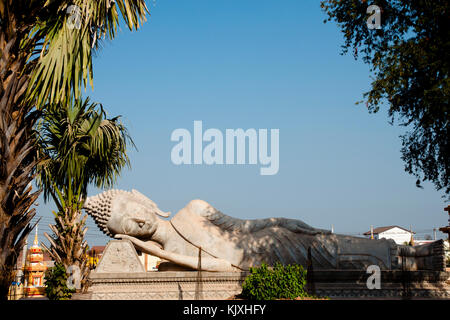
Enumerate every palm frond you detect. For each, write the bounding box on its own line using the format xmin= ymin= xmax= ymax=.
xmin=36 ymin=97 xmax=134 ymax=201
xmin=27 ymin=0 xmax=148 ymax=106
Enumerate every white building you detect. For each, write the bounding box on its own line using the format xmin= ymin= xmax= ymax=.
xmin=137 ymin=251 xmax=161 ymax=271
xmin=363 ymin=226 xmax=414 ymax=245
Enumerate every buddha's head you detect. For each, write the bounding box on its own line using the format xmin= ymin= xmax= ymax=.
xmin=83 ymin=189 xmax=170 ymax=240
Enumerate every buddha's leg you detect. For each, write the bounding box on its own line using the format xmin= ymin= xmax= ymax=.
xmin=396 ymin=256 xmax=430 ymax=271
xmin=328 ymin=234 xmax=397 ymax=270
xmin=396 ymin=240 xmax=445 ymax=271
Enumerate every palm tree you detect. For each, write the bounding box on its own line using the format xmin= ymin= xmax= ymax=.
xmin=0 ymin=0 xmax=147 ymax=299
xmin=36 ymin=97 xmax=134 ymax=291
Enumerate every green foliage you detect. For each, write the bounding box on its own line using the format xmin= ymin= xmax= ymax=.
xmin=36 ymin=97 xmax=133 ymax=290
xmin=241 ymin=263 xmax=308 ymax=300
xmin=321 ymin=0 xmax=450 ymax=199
xmin=25 ymin=0 xmax=149 ymax=107
xmin=44 ymin=264 xmax=75 ymax=300
xmin=0 ymin=0 xmax=146 ymax=301
xmin=36 ymin=97 xmax=134 ymax=202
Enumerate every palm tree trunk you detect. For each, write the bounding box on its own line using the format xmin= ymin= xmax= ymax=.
xmin=42 ymin=204 xmax=90 ymax=292
xmin=0 ymin=28 xmax=40 ymax=301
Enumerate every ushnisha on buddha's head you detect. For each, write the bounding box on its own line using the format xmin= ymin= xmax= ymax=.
xmin=83 ymin=189 xmax=170 ymax=240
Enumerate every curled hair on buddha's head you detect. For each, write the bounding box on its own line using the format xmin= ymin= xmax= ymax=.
xmin=83 ymin=189 xmax=170 ymax=237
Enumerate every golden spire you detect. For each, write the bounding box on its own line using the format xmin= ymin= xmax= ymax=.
xmin=33 ymin=225 xmax=39 ymax=246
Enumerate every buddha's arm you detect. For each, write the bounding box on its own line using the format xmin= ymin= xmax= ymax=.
xmin=115 ymin=234 xmax=237 ymax=272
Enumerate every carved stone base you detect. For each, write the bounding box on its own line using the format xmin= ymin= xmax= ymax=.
xmin=310 ymin=270 xmax=450 ymax=299
xmin=72 ymin=240 xmax=450 ymax=300
xmin=71 ymin=269 xmax=450 ymax=300
xmin=73 ymin=271 xmax=249 ymax=300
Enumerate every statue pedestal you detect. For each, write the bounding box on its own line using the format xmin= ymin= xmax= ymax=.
xmin=73 ymin=240 xmax=247 ymax=300
xmin=72 ymin=269 xmax=450 ymax=300
xmin=73 ymin=271 xmax=248 ymax=300
xmin=310 ymin=270 xmax=450 ymax=299
xmin=72 ymin=240 xmax=450 ymax=300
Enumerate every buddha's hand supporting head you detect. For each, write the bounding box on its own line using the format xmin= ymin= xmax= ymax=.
xmin=83 ymin=189 xmax=170 ymax=240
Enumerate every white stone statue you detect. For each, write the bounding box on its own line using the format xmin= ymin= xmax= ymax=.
xmin=83 ymin=189 xmax=445 ymax=272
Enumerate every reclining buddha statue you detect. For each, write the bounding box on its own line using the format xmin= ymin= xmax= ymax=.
xmin=83 ymin=189 xmax=445 ymax=272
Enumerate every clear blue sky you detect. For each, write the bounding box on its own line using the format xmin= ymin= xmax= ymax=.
xmin=31 ymin=0 xmax=448 ymax=246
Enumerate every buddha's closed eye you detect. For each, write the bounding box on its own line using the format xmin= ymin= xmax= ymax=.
xmin=122 ymin=218 xmax=146 ymax=233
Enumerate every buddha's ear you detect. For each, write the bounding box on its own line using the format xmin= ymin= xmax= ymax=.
xmin=155 ymin=208 xmax=171 ymax=218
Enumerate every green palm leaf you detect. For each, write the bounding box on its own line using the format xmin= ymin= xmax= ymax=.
xmin=27 ymin=0 xmax=148 ymax=106
xmin=36 ymin=97 xmax=134 ymax=201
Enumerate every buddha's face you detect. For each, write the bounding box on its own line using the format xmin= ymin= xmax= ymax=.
xmin=107 ymin=198 xmax=160 ymax=240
